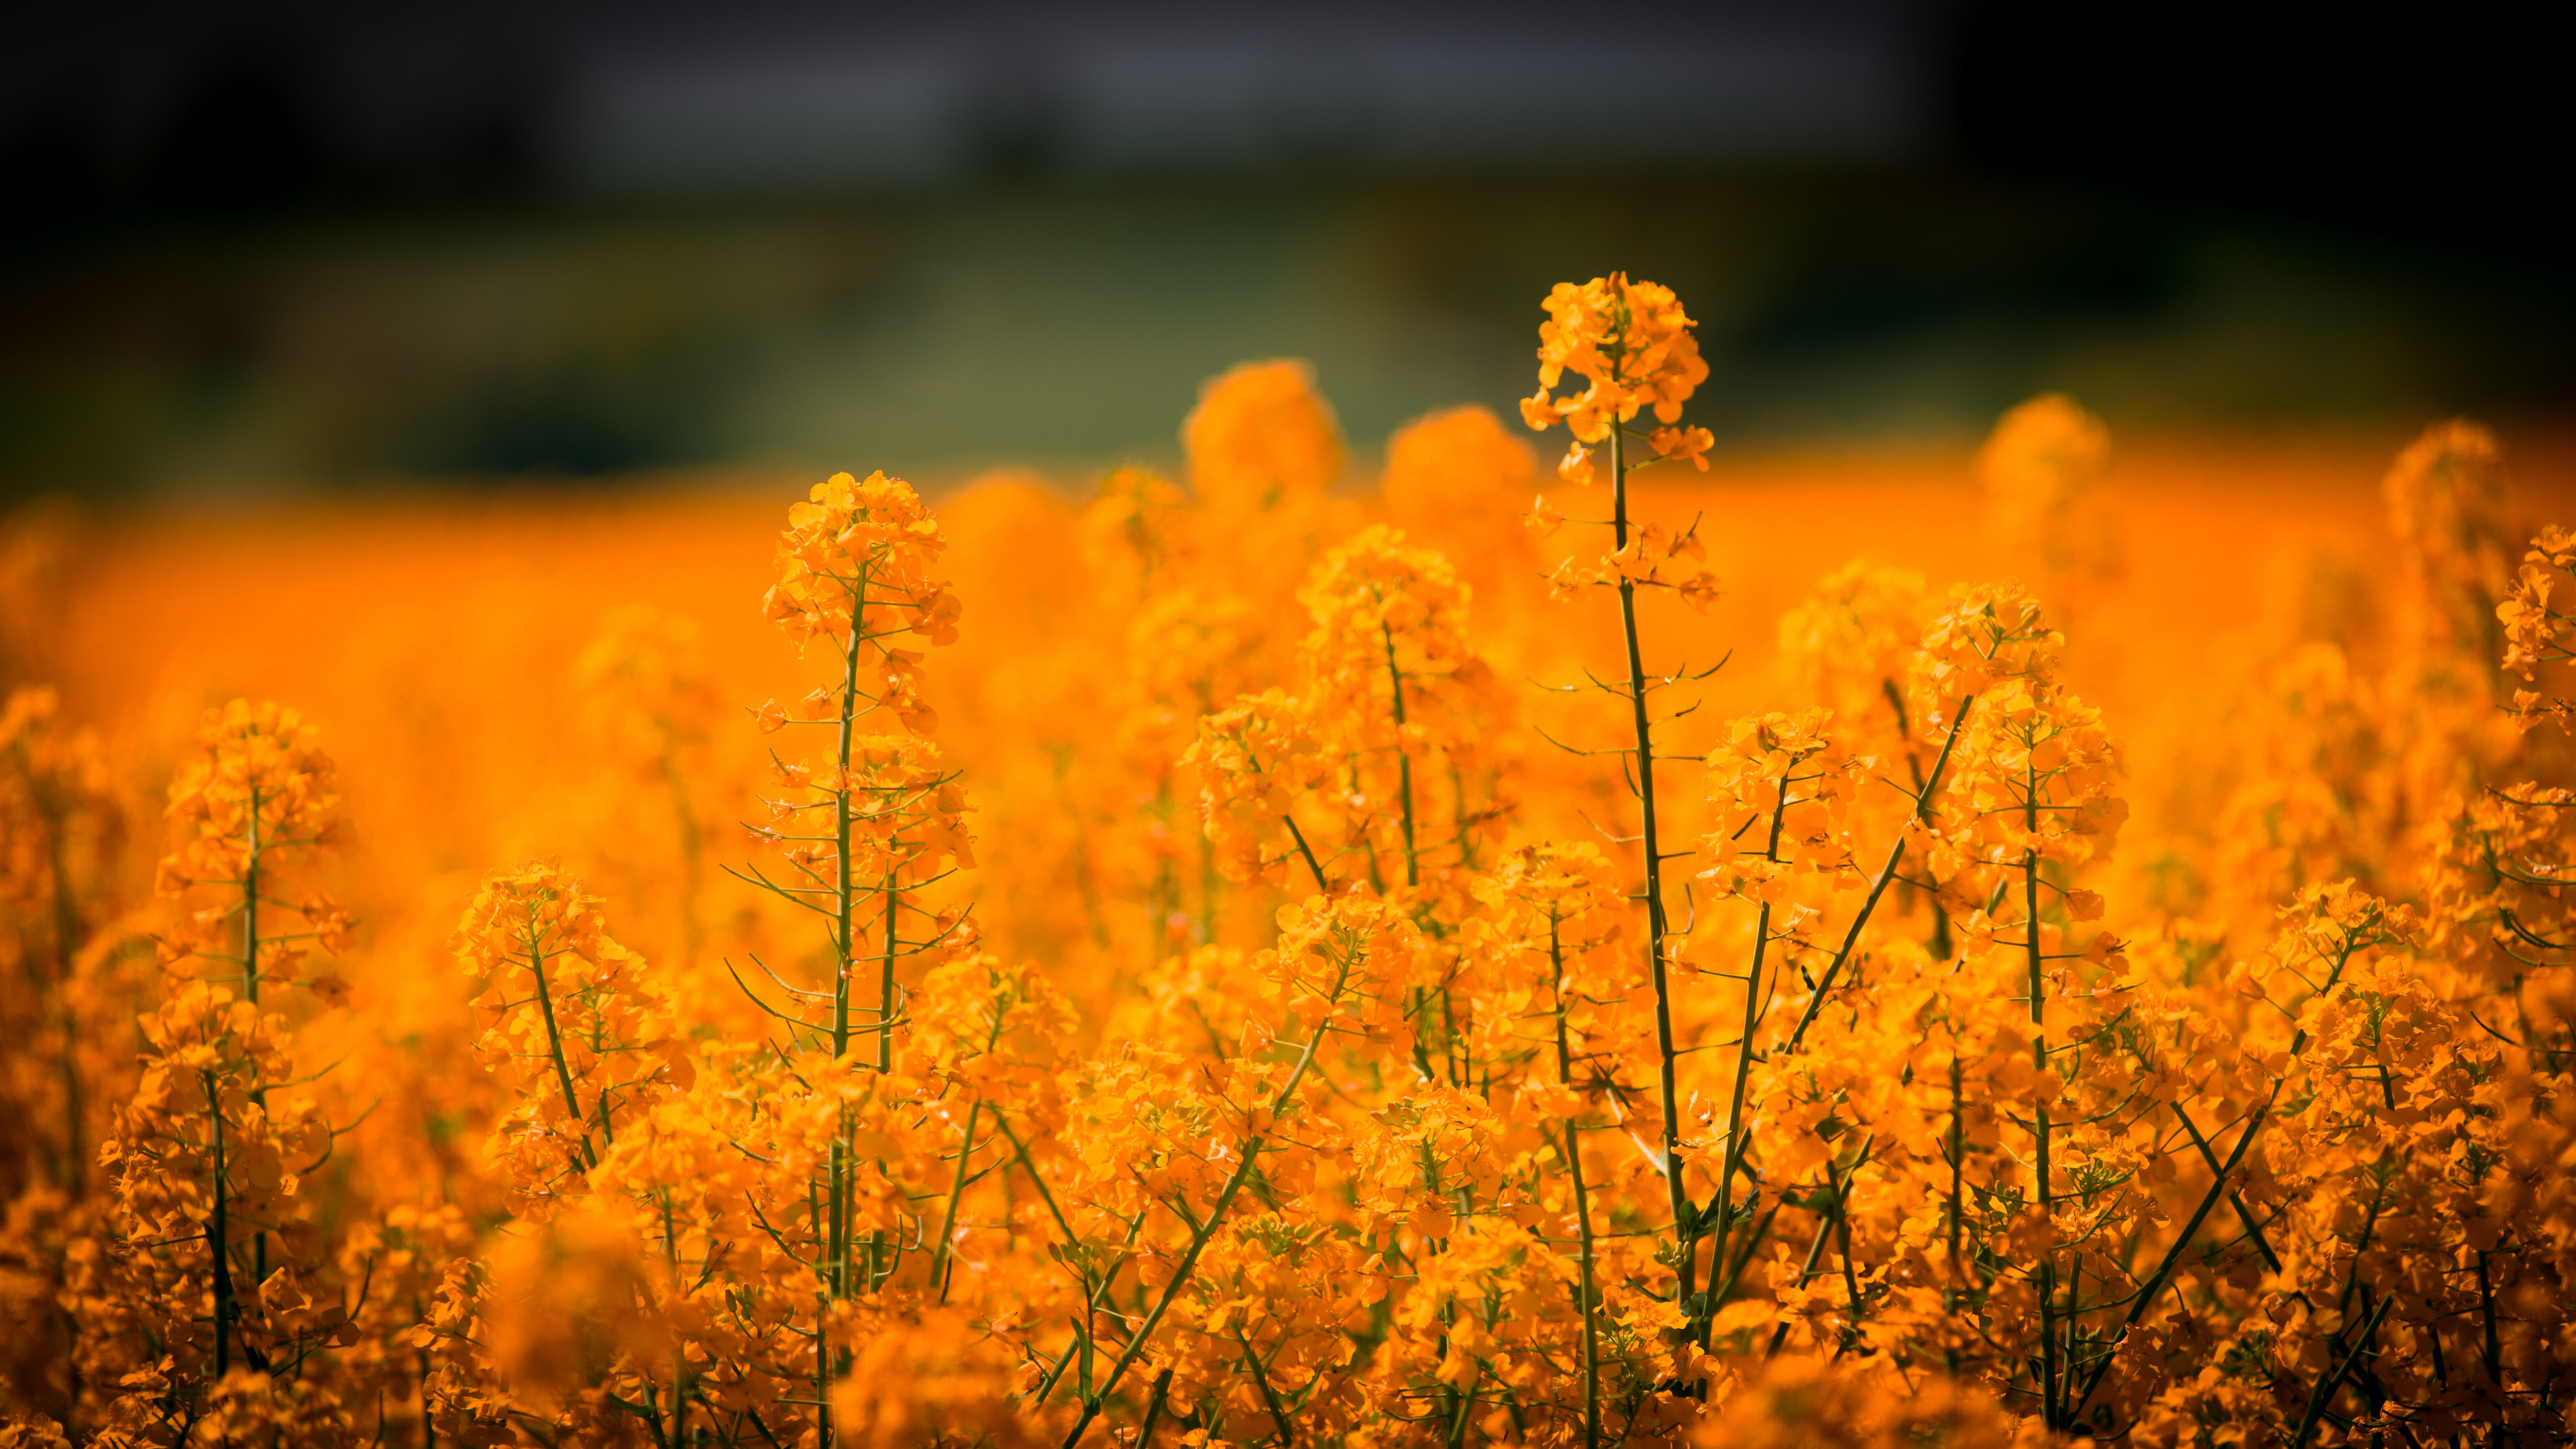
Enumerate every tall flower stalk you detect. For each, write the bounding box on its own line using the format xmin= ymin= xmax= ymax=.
xmin=1522 ymin=275 xmax=1723 ymax=1342
xmin=84 ymin=700 xmax=355 ymax=1437
xmin=735 ymin=470 xmax=973 ymax=1445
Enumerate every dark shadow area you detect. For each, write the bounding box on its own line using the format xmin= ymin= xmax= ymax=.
xmin=1951 ymin=0 xmax=2568 ymax=266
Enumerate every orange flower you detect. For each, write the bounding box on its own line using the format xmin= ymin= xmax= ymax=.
xmin=1522 ymin=273 xmax=1711 ymax=447
xmin=1650 ymin=423 xmax=1715 ymax=470
xmin=1183 ymin=360 xmax=1345 ymax=511
xmin=1383 ymin=405 xmax=1536 ymax=519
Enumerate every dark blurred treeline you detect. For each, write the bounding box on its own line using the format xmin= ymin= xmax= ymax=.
xmin=1 ymin=1 xmax=2568 ymax=502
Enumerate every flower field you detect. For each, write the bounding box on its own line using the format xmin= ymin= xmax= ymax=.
xmin=3 ymin=277 xmax=2573 ymax=1447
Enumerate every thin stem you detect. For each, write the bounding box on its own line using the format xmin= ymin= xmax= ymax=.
xmin=2173 ymin=1103 xmax=2284 ymax=1274
xmin=1550 ymin=910 xmax=1602 ymax=1449
xmin=2476 ymin=1249 xmax=2500 ymax=1401
xmin=2068 ymin=925 xmax=2379 ymax=1430
xmin=523 ymin=924 xmax=598 ymax=1174
xmin=878 ymin=871 xmax=898 ymax=1071
xmin=1610 ymin=421 xmax=1696 ymax=1355
xmin=1135 ymin=1369 xmax=1175 ymax=1449
xmin=1783 ymin=693 xmax=1976 ymax=1054
xmin=822 ymin=582 xmax=867 ymax=1449
xmin=1198 ymin=822 xmax=1221 ymax=945
xmin=1945 ymin=1055 xmax=1966 ymax=1341
xmin=1832 ymin=1177 xmax=1865 ymax=1359
xmin=1235 ymin=1327 xmax=1296 ymax=1447
xmin=207 ymin=1067 xmax=235 ymax=1381
xmin=2289 ymin=1298 xmax=2392 ymax=1449
xmin=1283 ymin=816 xmax=1332 ymax=896
xmin=1383 ymin=621 xmax=1419 ymax=888
xmin=992 ymin=1112 xmax=1081 ymax=1250
xmin=2066 ymin=1099 xmax=2271 ymax=1420
xmin=242 ymin=784 xmax=262 ymax=1006
xmin=1711 ymin=1202 xmax=1780 ymax=1307
xmin=1703 ymin=767 xmax=1793 ymax=1334
xmin=2025 ymin=761 xmax=2059 ymax=1428
xmin=2064 ymin=963 xmax=2339 ymax=1426
xmin=932 ymin=1101 xmax=981 ymax=1305
xmin=419 ymin=1342 xmax=437 ymax=1449
xmin=661 ymin=1191 xmax=688 ymax=1448
xmin=1762 ymin=1139 xmax=1870 ymax=1361
xmin=242 ymin=786 xmax=270 ymax=1295
xmin=1058 ymin=961 xmax=1351 ymax=1447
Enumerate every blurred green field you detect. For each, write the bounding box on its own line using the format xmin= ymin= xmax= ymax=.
xmin=5 ymin=172 xmax=2569 ymax=504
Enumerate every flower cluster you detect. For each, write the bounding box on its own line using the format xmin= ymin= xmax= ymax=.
xmin=763 ymin=469 xmax=963 ymax=659
xmin=1977 ymin=394 xmax=2115 ymax=594
xmin=2501 ymin=524 xmax=2576 ymax=731
xmin=1519 ymin=274 xmax=1714 ymax=477
xmin=1185 ymin=360 xmax=1346 ymax=513
xmin=2 ymin=280 xmax=2572 ymax=1449
xmin=451 ymin=862 xmax=690 ymax=1216
xmin=1519 ymin=274 xmax=1723 ymax=619
xmin=155 ymin=700 xmax=353 ymax=1002
xmin=80 ymin=981 xmax=354 ymax=1440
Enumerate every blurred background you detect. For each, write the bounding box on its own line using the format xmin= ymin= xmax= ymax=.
xmin=3 ymin=0 xmax=2571 ymax=505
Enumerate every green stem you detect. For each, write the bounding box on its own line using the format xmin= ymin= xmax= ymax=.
xmin=1608 ymin=423 xmax=1695 ymax=1358
xmin=207 ymin=1067 xmax=235 ymax=1381
xmin=2025 ymin=771 xmax=2059 ymax=1428
xmin=1134 ymin=1369 xmax=1175 ymax=1449
xmin=992 ymin=1112 xmax=1081 ymax=1248
xmin=1235 ymin=732 xmax=1332 ymax=897
xmin=822 ymin=581 xmax=867 ymax=1449
xmin=812 ymin=1181 xmax=830 ymax=1441
xmin=1283 ymin=816 xmax=1332 ymax=896
xmin=1703 ymin=767 xmax=1794 ymax=1338
xmin=661 ymin=1191 xmax=687 ymax=1448
xmin=2063 ymin=1104 xmax=2269 ymax=1419
xmin=833 ymin=586 xmax=864 ymax=1063
xmin=1762 ymin=1138 xmax=1870 ymax=1361
xmin=242 ymin=786 xmax=270 ymax=1294
xmin=2068 ymin=928 xmax=2378 ymax=1428
xmin=878 ymin=872 xmax=898 ymax=1071
xmin=1782 ymin=693 xmax=1976 ymax=1054
xmin=1550 ymin=910 xmax=1602 ymax=1449
xmin=1381 ymin=621 xmax=1419 ymax=888
xmin=523 ymin=924 xmax=598 ymax=1173
xmin=1198 ymin=824 xmax=1220 ymax=945
xmin=932 ymin=1101 xmax=981 ymax=1304
xmin=2172 ymin=1104 xmax=2284 ymax=1273
xmin=1946 ymin=1057 xmax=1967 ymax=1336
xmin=1831 ymin=1174 xmax=1866 ymax=1358
xmin=1710 ymin=1202 xmax=1779 ymax=1307
xmin=1057 ymin=961 xmax=1352 ymax=1446
xmin=242 ymin=785 xmax=262 ymax=1006
xmin=2289 ymin=1298 xmax=2392 ymax=1449
xmin=2477 ymin=1249 xmax=2500 ymax=1398
xmin=1234 ymin=1327 xmax=1296 ymax=1447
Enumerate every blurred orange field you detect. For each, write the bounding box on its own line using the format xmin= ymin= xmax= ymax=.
xmin=30 ymin=431 xmax=2576 ymax=956
xmin=40 ymin=431 xmax=2576 ymax=904
xmin=7 ymin=282 xmax=2576 ymax=1448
